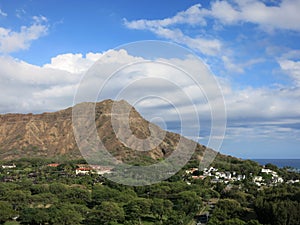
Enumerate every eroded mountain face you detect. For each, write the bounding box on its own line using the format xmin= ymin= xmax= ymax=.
xmin=0 ymin=99 xmax=205 ymax=163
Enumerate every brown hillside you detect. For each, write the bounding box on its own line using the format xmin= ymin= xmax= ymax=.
xmin=0 ymin=99 xmax=205 ymax=163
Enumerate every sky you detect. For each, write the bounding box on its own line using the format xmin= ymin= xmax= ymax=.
xmin=0 ymin=0 xmax=300 ymax=159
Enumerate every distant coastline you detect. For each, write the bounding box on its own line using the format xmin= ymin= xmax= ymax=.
xmin=251 ymin=159 xmax=300 ymax=170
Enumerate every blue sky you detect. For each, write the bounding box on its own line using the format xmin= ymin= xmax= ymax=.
xmin=0 ymin=0 xmax=300 ymax=159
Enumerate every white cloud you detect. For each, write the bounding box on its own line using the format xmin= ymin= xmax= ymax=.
xmin=44 ymin=53 xmax=103 ymax=74
xmin=0 ymin=49 xmax=144 ymax=113
xmin=279 ymin=59 xmax=300 ymax=85
xmin=0 ymin=16 xmax=48 ymax=54
xmin=149 ymin=27 xmax=222 ymax=56
xmin=74 ymin=49 xmax=300 ymax=142
xmin=225 ymin=85 xmax=300 ymax=120
xmin=221 ymin=83 xmax=300 ymax=143
xmin=123 ymin=5 xmax=222 ymax=56
xmin=50 ymin=50 xmax=141 ymax=74
xmin=222 ymin=56 xmax=265 ymax=74
xmin=125 ymin=1 xmax=300 ymax=59
xmin=0 ymin=55 xmax=81 ymax=113
xmin=277 ymin=50 xmax=300 ymax=85
xmin=234 ymin=0 xmax=300 ymax=31
xmin=206 ymin=0 xmax=300 ymax=32
xmin=1 ymin=49 xmax=300 ymax=144
xmin=0 ymin=56 xmax=77 ymax=85
xmin=127 ymin=25 xmax=221 ymax=56
xmin=222 ymin=56 xmax=245 ymax=74
xmin=210 ymin=1 xmax=241 ymax=24
xmin=123 ymin=0 xmax=300 ymax=79
xmin=0 ymin=9 xmax=7 ymax=17
xmin=124 ymin=4 xmax=207 ymax=29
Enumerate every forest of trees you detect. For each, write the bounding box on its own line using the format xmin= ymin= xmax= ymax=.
xmin=0 ymin=157 xmax=299 ymax=225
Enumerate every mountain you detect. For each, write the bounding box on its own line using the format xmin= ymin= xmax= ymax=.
xmin=0 ymin=99 xmax=206 ymax=163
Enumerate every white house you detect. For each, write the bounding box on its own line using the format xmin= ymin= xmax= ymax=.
xmin=253 ymin=176 xmax=263 ymax=182
xmin=1 ymin=164 xmax=16 ymax=169
xmin=75 ymin=167 xmax=92 ymax=175
xmin=225 ymin=172 xmax=232 ymax=179
xmin=75 ymin=165 xmax=113 ymax=175
xmin=261 ymin=168 xmax=277 ymax=176
xmin=91 ymin=165 xmax=113 ymax=175
xmin=287 ymin=179 xmax=299 ymax=184
xmin=237 ymin=175 xmax=246 ymax=181
xmin=273 ymin=177 xmax=284 ymax=183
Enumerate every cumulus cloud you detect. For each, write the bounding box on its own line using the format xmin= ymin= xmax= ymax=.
xmin=44 ymin=53 xmax=103 ymax=74
xmin=0 ymin=16 xmax=48 ymax=54
xmin=1 ymin=48 xmax=300 ymax=144
xmin=0 ymin=50 xmax=143 ymax=113
xmin=0 ymin=55 xmax=81 ymax=113
xmin=56 ymin=50 xmax=300 ymax=142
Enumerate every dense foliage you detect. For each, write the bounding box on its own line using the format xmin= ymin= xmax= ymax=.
xmin=0 ymin=156 xmax=299 ymax=225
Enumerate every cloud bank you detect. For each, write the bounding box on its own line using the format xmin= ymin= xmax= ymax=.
xmin=0 ymin=49 xmax=300 ymax=144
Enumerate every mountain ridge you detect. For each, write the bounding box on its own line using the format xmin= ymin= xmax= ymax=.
xmin=0 ymin=99 xmax=206 ymax=163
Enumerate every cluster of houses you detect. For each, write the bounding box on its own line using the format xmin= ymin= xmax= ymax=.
xmin=75 ymin=164 xmax=113 ymax=175
xmin=186 ymin=166 xmax=299 ymax=186
xmin=1 ymin=162 xmax=299 ymax=186
xmin=0 ymin=163 xmax=114 ymax=182
xmin=47 ymin=163 xmax=113 ymax=175
xmin=253 ymin=168 xmax=284 ymax=186
xmin=186 ymin=167 xmax=246 ymax=184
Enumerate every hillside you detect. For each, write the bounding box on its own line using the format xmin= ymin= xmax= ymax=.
xmin=0 ymin=99 xmax=206 ymax=163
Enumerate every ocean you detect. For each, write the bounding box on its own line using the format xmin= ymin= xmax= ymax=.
xmin=252 ymin=159 xmax=300 ymax=170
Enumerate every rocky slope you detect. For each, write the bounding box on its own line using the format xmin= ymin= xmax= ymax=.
xmin=0 ymin=99 xmax=205 ymax=162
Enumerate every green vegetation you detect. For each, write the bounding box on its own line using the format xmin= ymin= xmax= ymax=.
xmin=0 ymin=156 xmax=299 ymax=224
